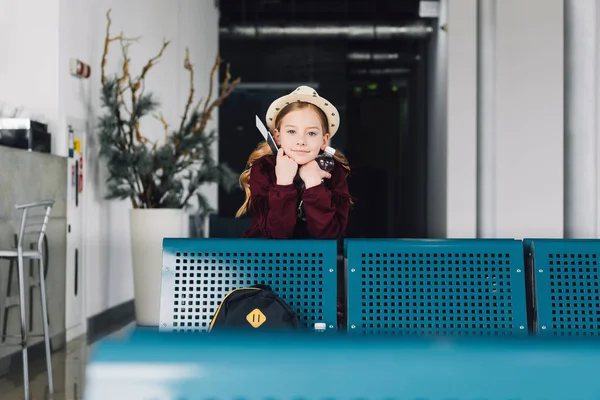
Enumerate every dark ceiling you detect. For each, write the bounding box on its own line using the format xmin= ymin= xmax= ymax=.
xmin=218 ymin=0 xmax=423 ymax=25
xmin=216 ymin=0 xmax=431 ymax=84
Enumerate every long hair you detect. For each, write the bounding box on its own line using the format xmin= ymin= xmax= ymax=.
xmin=236 ymin=102 xmax=351 ymax=218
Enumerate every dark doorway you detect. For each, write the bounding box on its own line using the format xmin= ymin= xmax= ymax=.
xmin=345 ymin=83 xmax=405 ymax=238
xmin=216 ymin=0 xmax=430 ymax=239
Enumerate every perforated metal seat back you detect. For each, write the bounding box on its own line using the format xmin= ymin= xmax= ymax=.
xmin=531 ymin=239 xmax=600 ymax=336
xmin=159 ymin=238 xmax=338 ymax=332
xmin=345 ymin=239 xmax=529 ymax=336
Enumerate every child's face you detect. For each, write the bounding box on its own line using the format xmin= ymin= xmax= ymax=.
xmin=274 ymin=108 xmax=330 ymax=165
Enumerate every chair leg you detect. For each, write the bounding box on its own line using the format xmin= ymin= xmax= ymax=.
xmin=39 ymin=255 xmax=54 ymax=394
xmin=16 ymin=250 xmax=30 ymax=400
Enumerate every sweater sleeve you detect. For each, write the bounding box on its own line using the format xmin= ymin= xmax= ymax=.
xmin=300 ymin=163 xmax=351 ymax=239
xmin=242 ymin=157 xmax=299 ymax=239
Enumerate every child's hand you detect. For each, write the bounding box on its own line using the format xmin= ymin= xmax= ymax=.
xmin=299 ymin=160 xmax=331 ymax=189
xmin=275 ymin=148 xmax=299 ymax=185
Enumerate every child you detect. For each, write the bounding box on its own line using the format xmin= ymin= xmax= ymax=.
xmin=236 ymin=86 xmax=352 ymax=239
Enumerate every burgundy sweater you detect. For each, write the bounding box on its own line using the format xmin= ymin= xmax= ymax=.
xmin=242 ymin=155 xmax=351 ymax=239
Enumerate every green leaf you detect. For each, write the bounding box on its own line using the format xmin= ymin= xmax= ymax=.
xmin=97 ymin=54 xmax=240 ymax=211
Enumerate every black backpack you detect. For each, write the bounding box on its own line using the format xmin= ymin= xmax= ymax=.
xmin=209 ymin=284 xmax=301 ymax=331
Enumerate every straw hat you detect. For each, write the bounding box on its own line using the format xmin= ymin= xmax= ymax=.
xmin=265 ymin=85 xmax=340 ymax=136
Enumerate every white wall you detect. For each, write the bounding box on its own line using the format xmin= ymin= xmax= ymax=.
xmin=427 ymin=0 xmax=477 ymax=238
xmin=2 ymin=0 xmax=220 ymax=319
xmin=0 ymin=0 xmax=60 ymax=129
xmin=427 ymin=0 xmax=563 ymax=239
xmin=564 ymin=0 xmax=600 ymax=238
xmin=72 ymin=0 xmax=220 ymax=318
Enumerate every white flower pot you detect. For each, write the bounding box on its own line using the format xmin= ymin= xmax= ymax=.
xmin=129 ymin=208 xmax=188 ymax=326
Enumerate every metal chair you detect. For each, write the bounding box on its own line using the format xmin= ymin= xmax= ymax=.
xmin=0 ymin=200 xmax=54 ymax=400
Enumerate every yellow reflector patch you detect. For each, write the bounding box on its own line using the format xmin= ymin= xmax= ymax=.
xmin=246 ymin=309 xmax=267 ymax=328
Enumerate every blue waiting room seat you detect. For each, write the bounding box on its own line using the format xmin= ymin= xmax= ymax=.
xmin=159 ymin=238 xmax=338 ymax=333
xmin=345 ymin=238 xmax=529 ymax=336
xmin=527 ymin=238 xmax=600 ymax=336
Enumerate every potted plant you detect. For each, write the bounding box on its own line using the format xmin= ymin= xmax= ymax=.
xmin=97 ymin=9 xmax=240 ymax=325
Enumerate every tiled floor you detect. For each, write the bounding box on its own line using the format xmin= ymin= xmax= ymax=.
xmin=0 ymin=323 xmax=134 ymax=400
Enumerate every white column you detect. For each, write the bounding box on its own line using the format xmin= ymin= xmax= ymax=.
xmin=564 ymin=0 xmax=598 ymax=238
xmin=598 ymin=1 xmax=600 ymax=238
xmin=493 ymin=0 xmax=563 ymax=239
xmin=446 ymin=0 xmax=478 ymax=238
xmin=476 ymin=0 xmax=496 ymax=238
